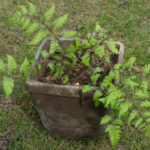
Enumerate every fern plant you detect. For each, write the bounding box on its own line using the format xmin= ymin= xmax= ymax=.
xmin=0 ymin=55 xmax=30 ymax=97
xmin=7 ymin=2 xmax=150 ymax=148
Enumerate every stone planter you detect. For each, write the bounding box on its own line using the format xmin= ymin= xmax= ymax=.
xmin=26 ymin=38 xmax=124 ymax=140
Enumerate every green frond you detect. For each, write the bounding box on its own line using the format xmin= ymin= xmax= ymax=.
xmin=114 ymin=64 xmax=121 ymax=69
xmin=146 ymin=119 xmax=150 ymax=123
xmin=94 ymin=45 xmax=105 ymax=58
xmin=135 ymin=118 xmax=143 ymax=128
xmin=53 ymin=14 xmax=68 ymax=29
xmin=98 ymin=98 xmax=106 ymax=106
xmin=93 ymin=90 xmax=102 ymax=101
xmin=0 ymin=60 xmax=4 ymax=73
xmin=65 ymin=52 xmax=77 ymax=68
xmin=82 ymin=85 xmax=92 ymax=93
xmin=93 ymin=67 xmax=102 ymax=74
xmin=100 ymin=115 xmax=112 ymax=125
xmin=119 ymin=101 xmax=132 ymax=118
xmin=63 ymin=75 xmax=69 ymax=84
xmin=143 ymin=64 xmax=150 ymax=75
xmin=63 ymin=31 xmax=77 ymax=39
xmin=27 ymin=2 xmax=36 ymax=16
xmin=44 ymin=4 xmax=55 ymax=21
xmin=8 ymin=11 xmax=21 ymax=25
xmin=145 ymin=125 xmax=150 ymax=139
xmin=75 ymin=38 xmax=82 ymax=49
xmin=124 ymin=78 xmax=139 ymax=89
xmin=106 ymin=124 xmax=121 ymax=148
xmin=135 ymin=90 xmax=149 ymax=98
xmin=82 ymin=40 xmax=91 ymax=49
xmin=126 ymin=57 xmax=136 ymax=69
xmin=144 ymin=111 xmax=150 ymax=117
xmin=3 ymin=77 xmax=14 ymax=98
xmin=20 ymin=58 xmax=30 ymax=81
xmin=140 ymin=100 xmax=150 ymax=108
xmin=91 ymin=74 xmax=100 ymax=84
xmin=49 ymin=39 xmax=61 ymax=55
xmin=48 ymin=62 xmax=55 ymax=74
xmin=25 ymin=22 xmax=39 ymax=34
xmin=7 ymin=55 xmax=17 ymax=73
xmin=19 ymin=5 xmax=28 ymax=15
xmin=81 ymin=52 xmax=90 ymax=66
xmin=105 ymin=89 xmax=123 ymax=107
xmin=21 ymin=18 xmax=31 ymax=30
xmin=29 ymin=30 xmax=49 ymax=45
xmin=128 ymin=110 xmax=138 ymax=125
xmin=141 ymin=81 xmax=148 ymax=91
xmin=107 ymin=40 xmax=119 ymax=55
xmin=40 ymin=50 xmax=49 ymax=58
xmin=115 ymin=119 xmax=124 ymax=126
xmin=89 ymin=37 xmax=97 ymax=46
xmin=95 ymin=23 xmax=101 ymax=32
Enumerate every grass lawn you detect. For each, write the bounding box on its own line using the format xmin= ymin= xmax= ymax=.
xmin=0 ymin=0 xmax=150 ymax=149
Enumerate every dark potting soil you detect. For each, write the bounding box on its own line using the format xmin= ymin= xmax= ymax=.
xmin=38 ymin=49 xmax=118 ymax=86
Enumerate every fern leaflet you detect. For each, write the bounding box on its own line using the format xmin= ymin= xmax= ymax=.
xmin=3 ymin=77 xmax=14 ymax=98
xmin=44 ymin=4 xmax=55 ymax=21
xmin=106 ymin=124 xmax=121 ymax=148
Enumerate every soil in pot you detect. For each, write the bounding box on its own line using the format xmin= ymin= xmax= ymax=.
xmin=38 ymin=45 xmax=119 ymax=86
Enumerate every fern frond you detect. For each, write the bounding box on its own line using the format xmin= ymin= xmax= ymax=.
xmin=63 ymin=31 xmax=77 ymax=39
xmin=91 ymin=74 xmax=100 ymax=84
xmin=20 ymin=58 xmax=30 ymax=81
xmin=144 ymin=111 xmax=150 ymax=117
xmin=100 ymin=115 xmax=112 ymax=125
xmin=0 ymin=60 xmax=4 ymax=73
xmin=49 ymin=39 xmax=61 ymax=55
xmin=140 ymin=101 xmax=150 ymax=108
xmin=21 ymin=18 xmax=31 ymax=30
xmin=82 ymin=85 xmax=92 ymax=93
xmin=48 ymin=62 xmax=55 ymax=74
xmin=135 ymin=90 xmax=149 ymax=98
xmin=128 ymin=110 xmax=138 ymax=125
xmin=107 ymin=40 xmax=119 ymax=55
xmin=25 ymin=22 xmax=39 ymax=34
xmin=40 ymin=50 xmax=49 ymax=58
xmin=27 ymin=2 xmax=36 ymax=16
xmin=94 ymin=45 xmax=105 ymax=58
xmin=115 ymin=119 xmax=124 ymax=126
xmin=3 ymin=77 xmax=14 ymax=98
xmin=19 ymin=5 xmax=27 ymax=15
xmin=124 ymin=78 xmax=139 ymax=89
xmin=7 ymin=55 xmax=17 ymax=72
xmin=29 ymin=30 xmax=49 ymax=45
xmin=141 ymin=81 xmax=148 ymax=91
xmin=106 ymin=124 xmax=121 ymax=148
xmin=81 ymin=52 xmax=90 ymax=66
xmin=119 ymin=101 xmax=132 ymax=118
xmin=126 ymin=57 xmax=136 ymax=69
xmin=44 ymin=4 xmax=55 ymax=21
xmin=146 ymin=119 xmax=150 ymax=123
xmin=143 ymin=64 xmax=150 ymax=75
xmin=145 ymin=125 xmax=150 ymax=139
xmin=105 ymin=89 xmax=123 ymax=107
xmin=135 ymin=118 xmax=143 ymax=128
xmin=53 ymin=14 xmax=68 ymax=29
xmin=82 ymin=40 xmax=91 ymax=49
xmin=63 ymin=75 xmax=69 ymax=84
xmin=93 ymin=90 xmax=102 ymax=101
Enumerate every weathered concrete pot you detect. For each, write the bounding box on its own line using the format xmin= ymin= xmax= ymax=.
xmin=26 ymin=38 xmax=124 ymax=140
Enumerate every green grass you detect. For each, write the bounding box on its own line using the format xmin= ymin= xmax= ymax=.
xmin=0 ymin=0 xmax=150 ymax=149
